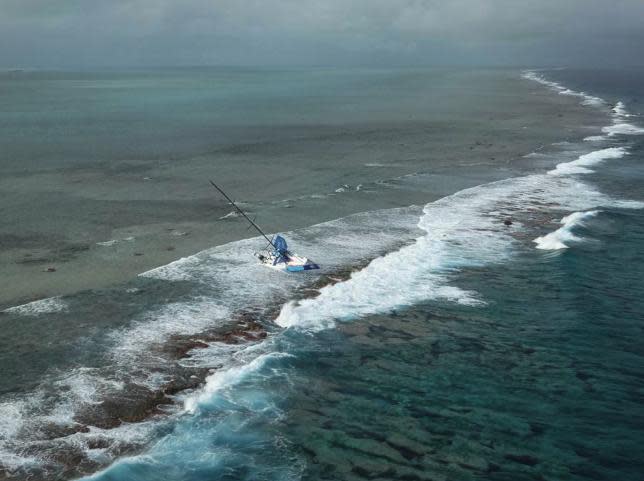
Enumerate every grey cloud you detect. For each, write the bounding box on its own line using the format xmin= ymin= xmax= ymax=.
xmin=1 ymin=0 xmax=643 ymax=67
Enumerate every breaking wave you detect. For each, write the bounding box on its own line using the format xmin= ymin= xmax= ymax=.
xmin=3 ymin=297 xmax=68 ymax=315
xmin=521 ymin=70 xmax=605 ymax=107
xmin=534 ymin=211 xmax=600 ymax=250
xmin=548 ymin=147 xmax=628 ymax=176
xmin=275 ymin=175 xmax=641 ymax=331
xmin=523 ymin=70 xmax=644 ymax=142
xmin=603 ymin=123 xmax=644 ymax=136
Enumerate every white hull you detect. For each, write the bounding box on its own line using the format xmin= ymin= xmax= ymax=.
xmin=257 ymin=252 xmax=320 ymax=272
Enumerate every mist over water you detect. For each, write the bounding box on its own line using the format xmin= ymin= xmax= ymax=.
xmin=1 ymin=67 xmax=644 ymax=481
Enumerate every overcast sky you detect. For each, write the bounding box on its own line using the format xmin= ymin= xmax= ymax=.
xmin=1 ymin=0 xmax=643 ymax=68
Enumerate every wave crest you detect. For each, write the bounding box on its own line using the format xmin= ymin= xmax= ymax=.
xmin=534 ymin=211 xmax=600 ymax=250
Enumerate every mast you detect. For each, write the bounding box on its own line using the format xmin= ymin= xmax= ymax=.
xmin=209 ymin=180 xmax=275 ymax=248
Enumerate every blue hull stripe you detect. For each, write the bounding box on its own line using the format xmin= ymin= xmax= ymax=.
xmin=286 ymin=263 xmax=320 ymax=272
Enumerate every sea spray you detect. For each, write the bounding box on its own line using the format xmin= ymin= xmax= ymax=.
xmin=548 ymin=147 xmax=628 ymax=176
xmin=184 ymin=350 xmax=292 ymax=414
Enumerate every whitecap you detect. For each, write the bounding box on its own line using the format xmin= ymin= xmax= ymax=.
xmin=534 ymin=211 xmax=599 ymax=250
xmin=522 ymin=70 xmax=605 ymax=109
xmin=3 ymin=297 xmax=68 ymax=315
xmin=612 ymin=101 xmax=631 ymax=119
xmin=584 ymin=135 xmax=607 ymax=142
xmin=602 ymin=123 xmax=644 ymax=136
xmin=184 ymin=350 xmax=290 ymax=414
xmin=548 ymin=147 xmax=627 ymax=176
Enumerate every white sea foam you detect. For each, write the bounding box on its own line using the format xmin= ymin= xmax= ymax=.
xmin=580 ymin=95 xmax=604 ymax=107
xmin=522 ymin=70 xmax=605 ymax=109
xmin=0 ymin=365 xmax=155 ymax=475
xmin=599 ymin=98 xmax=643 ymax=137
xmin=276 ymin=167 xmax=644 ymax=332
xmin=548 ymin=147 xmax=627 ymax=176
xmin=534 ymin=211 xmax=599 ymax=250
xmin=0 ymin=295 xmax=233 ymax=472
xmin=3 ymin=297 xmax=67 ymax=315
xmin=602 ymin=123 xmax=644 ymax=136
xmin=597 ymin=93 xmax=642 ymax=137
xmin=604 ymin=99 xmax=643 ymax=136
xmin=0 ymin=401 xmax=40 ymax=472
xmin=0 ymin=299 xmax=230 ymax=472
xmin=612 ymin=101 xmax=631 ymax=119
xmin=584 ymin=135 xmax=607 ymax=142
xmin=109 ymin=300 xmax=229 ymax=362
xmin=184 ymin=350 xmax=289 ymax=414
xmin=0 ymin=403 xmax=23 ymax=441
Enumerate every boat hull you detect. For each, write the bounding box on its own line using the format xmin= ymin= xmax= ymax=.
xmin=258 ymin=253 xmax=320 ymax=272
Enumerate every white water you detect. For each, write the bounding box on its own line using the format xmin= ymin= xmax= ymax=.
xmin=521 ymin=71 xmax=605 ymax=108
xmin=548 ymin=147 xmax=627 ymax=176
xmin=613 ymin=101 xmax=631 ymax=118
xmin=109 ymin=300 xmax=229 ymax=361
xmin=534 ymin=211 xmax=600 ymax=250
xmin=3 ymin=296 xmax=68 ymax=315
xmin=603 ymin=123 xmax=644 ymax=136
xmin=184 ymin=349 xmax=291 ymax=414
xmin=276 ymin=173 xmax=641 ymax=331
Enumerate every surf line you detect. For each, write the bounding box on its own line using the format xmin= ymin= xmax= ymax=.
xmin=209 ymin=180 xmax=320 ymax=272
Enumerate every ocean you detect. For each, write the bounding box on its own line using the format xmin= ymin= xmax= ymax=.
xmin=0 ymin=67 xmax=643 ymax=481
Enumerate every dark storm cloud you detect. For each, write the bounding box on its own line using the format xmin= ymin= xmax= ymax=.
xmin=1 ymin=0 xmax=643 ymax=67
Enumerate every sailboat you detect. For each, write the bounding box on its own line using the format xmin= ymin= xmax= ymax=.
xmin=210 ymin=181 xmax=320 ymax=272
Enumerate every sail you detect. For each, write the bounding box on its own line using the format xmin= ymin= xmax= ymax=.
xmin=273 ymin=235 xmax=288 ymax=254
